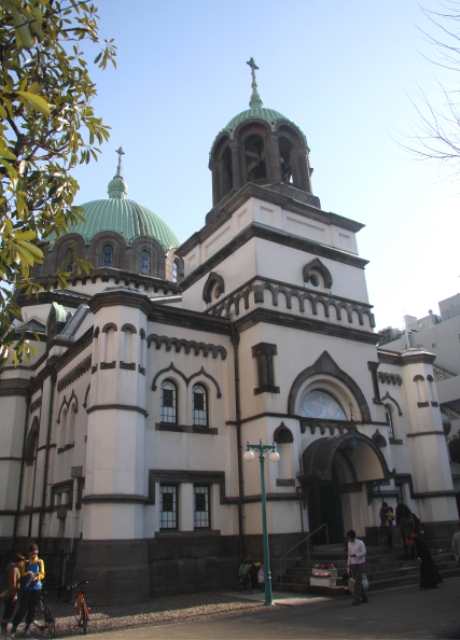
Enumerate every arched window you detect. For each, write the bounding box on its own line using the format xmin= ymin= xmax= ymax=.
xmin=140 ymin=250 xmax=150 ymax=275
xmin=274 ymin=425 xmax=294 ymax=479
xmin=102 ymin=244 xmax=113 ymax=267
xmin=60 ymin=407 xmax=68 ymax=448
xmin=172 ymin=261 xmax=179 ymax=283
xmin=161 ymin=380 xmax=177 ymax=424
xmin=300 ymin=389 xmax=347 ymax=420
xmin=192 ymin=384 xmax=208 ymax=427
xmin=279 ymin=137 xmax=294 ymax=184
xmin=385 ymin=405 xmax=395 ymax=440
xmin=68 ymin=403 xmax=76 ymax=445
xmin=64 ymin=249 xmax=74 ymax=273
xmin=245 ymin=134 xmax=267 ymax=182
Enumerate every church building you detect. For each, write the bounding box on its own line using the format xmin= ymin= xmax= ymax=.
xmin=0 ymin=60 xmax=457 ymax=603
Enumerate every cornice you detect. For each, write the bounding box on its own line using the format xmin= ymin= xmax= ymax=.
xmin=178 ymin=182 xmax=364 ymax=258
xmin=180 ymin=222 xmax=368 ymax=292
xmin=147 ymin=303 xmax=232 ymax=336
xmin=234 ymin=307 xmax=378 ymax=344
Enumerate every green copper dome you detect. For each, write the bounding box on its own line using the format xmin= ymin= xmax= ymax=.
xmin=59 ymin=151 xmax=180 ymax=251
xmin=212 ymin=58 xmax=307 ymax=147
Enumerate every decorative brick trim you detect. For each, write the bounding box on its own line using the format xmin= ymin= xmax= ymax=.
xmin=57 ymin=355 xmax=92 ymax=392
xmin=147 ymin=334 xmax=227 ymax=360
xmin=100 ymin=361 xmax=116 ymax=370
xmin=208 ymin=275 xmax=375 ymax=330
xmin=377 ymin=371 xmax=403 ymax=386
xmin=120 ymin=361 xmax=136 ymax=370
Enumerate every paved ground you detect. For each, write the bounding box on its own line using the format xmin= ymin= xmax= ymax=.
xmin=54 ymin=577 xmax=460 ymax=640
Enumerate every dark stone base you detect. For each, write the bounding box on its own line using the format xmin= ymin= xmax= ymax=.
xmin=74 ymin=539 xmax=149 ymax=605
xmin=147 ymin=531 xmax=308 ymax=596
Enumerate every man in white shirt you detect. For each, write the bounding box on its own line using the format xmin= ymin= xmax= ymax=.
xmin=347 ymin=529 xmax=368 ymax=605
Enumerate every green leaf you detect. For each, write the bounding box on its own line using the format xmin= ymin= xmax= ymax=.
xmin=15 ymin=91 xmax=50 ymax=116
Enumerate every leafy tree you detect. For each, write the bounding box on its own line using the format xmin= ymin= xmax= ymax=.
xmin=404 ymin=1 xmax=460 ymax=175
xmin=0 ymin=0 xmax=116 ymax=365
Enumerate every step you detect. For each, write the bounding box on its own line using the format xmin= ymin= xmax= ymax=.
xmin=275 ymin=546 xmax=460 ymax=597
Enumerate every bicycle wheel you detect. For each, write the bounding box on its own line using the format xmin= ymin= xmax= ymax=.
xmin=81 ymin=603 xmax=88 ymax=635
xmin=74 ymin=597 xmax=82 ymax=625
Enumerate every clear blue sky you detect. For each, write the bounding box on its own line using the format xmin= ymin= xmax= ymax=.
xmin=71 ymin=0 xmax=460 ymax=331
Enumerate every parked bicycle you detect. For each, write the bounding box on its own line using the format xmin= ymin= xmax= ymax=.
xmin=66 ymin=580 xmax=90 ymax=635
xmin=32 ymin=589 xmax=56 ymax=638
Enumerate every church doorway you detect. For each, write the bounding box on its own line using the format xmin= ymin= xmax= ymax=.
xmin=302 ymin=430 xmax=391 ymax=543
xmin=307 ymin=465 xmax=344 ymax=544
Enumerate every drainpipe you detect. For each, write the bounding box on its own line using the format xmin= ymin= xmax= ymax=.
xmin=231 ymin=325 xmax=245 ymax=561
xmin=13 ymin=388 xmax=31 ymax=547
xmin=38 ymin=363 xmax=57 ymax=545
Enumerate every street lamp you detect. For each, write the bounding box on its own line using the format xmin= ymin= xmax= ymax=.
xmin=243 ymin=439 xmax=280 ymax=606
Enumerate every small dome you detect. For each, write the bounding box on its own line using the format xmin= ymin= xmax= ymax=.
xmin=213 ymin=58 xmax=307 ymax=144
xmin=224 ymin=107 xmax=299 ymax=136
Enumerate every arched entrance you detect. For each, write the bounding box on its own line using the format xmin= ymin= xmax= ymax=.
xmin=300 ymin=430 xmax=391 ymax=543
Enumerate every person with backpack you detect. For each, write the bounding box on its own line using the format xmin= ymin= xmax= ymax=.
xmin=9 ymin=544 xmax=45 ymax=639
xmin=0 ymin=554 xmax=25 ymax=637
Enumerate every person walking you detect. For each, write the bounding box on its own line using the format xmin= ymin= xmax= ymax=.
xmin=386 ymin=506 xmax=395 ymax=548
xmin=379 ymin=502 xmax=388 ymax=544
xmin=396 ymin=497 xmax=414 ymax=559
xmin=0 ymin=554 xmax=25 ymax=637
xmin=9 ymin=543 xmax=45 ymax=639
xmin=347 ymin=529 xmax=368 ymax=606
xmin=410 ymin=531 xmax=442 ymax=589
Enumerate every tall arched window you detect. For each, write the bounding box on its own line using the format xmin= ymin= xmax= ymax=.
xmin=192 ymin=384 xmax=208 ymax=427
xmin=274 ymin=425 xmax=294 ymax=479
xmin=245 ymin=134 xmax=267 ymax=182
xmin=140 ymin=250 xmax=150 ymax=275
xmin=64 ymin=249 xmax=74 ymax=273
xmin=172 ymin=261 xmax=179 ymax=283
xmin=161 ymin=380 xmax=177 ymax=424
xmin=68 ymin=403 xmax=76 ymax=445
xmin=300 ymin=390 xmax=347 ymax=420
xmin=102 ymin=244 xmax=113 ymax=267
xmin=385 ymin=405 xmax=395 ymax=440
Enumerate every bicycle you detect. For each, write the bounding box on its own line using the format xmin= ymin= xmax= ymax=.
xmin=66 ymin=580 xmax=90 ymax=635
xmin=32 ymin=589 xmax=56 ymax=638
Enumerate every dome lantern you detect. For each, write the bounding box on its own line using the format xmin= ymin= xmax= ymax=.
xmin=209 ymin=59 xmax=314 ymax=207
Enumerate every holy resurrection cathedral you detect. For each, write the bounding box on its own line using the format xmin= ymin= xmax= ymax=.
xmin=0 ymin=61 xmax=457 ymax=603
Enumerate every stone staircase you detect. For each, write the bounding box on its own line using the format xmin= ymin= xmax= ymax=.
xmin=273 ymin=543 xmax=460 ymax=596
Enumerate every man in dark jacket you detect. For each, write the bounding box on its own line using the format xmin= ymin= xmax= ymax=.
xmin=396 ymin=498 xmax=415 ymax=559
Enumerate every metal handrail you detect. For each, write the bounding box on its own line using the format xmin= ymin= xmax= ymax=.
xmin=278 ymin=523 xmax=329 ymax=592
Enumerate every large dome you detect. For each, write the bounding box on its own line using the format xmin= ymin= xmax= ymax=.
xmin=65 ymin=156 xmax=180 ymax=251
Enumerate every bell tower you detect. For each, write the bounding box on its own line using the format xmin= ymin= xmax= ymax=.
xmin=209 ymin=58 xmax=314 ymax=207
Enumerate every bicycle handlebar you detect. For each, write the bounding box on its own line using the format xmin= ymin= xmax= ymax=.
xmin=66 ymin=580 xmax=89 ymax=590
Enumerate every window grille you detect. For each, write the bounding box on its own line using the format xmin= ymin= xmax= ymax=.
xmin=194 ymin=485 xmax=210 ymax=529
xmin=160 ymin=485 xmax=178 ymax=529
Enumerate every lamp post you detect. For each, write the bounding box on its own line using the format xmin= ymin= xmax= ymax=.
xmin=243 ymin=439 xmax=280 ymax=606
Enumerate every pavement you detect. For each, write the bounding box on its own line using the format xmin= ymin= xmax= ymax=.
xmin=57 ymin=577 xmax=460 ymax=640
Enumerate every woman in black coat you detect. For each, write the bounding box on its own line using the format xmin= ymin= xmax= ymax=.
xmin=410 ymin=532 xmax=442 ymax=589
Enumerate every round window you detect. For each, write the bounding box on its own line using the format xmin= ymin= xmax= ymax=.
xmin=300 ymin=390 xmax=346 ymax=420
